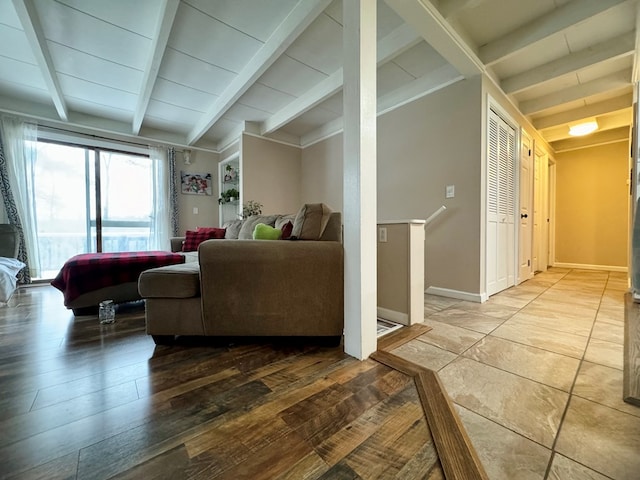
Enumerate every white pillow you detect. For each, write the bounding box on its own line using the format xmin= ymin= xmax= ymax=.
xmin=0 ymin=257 xmax=25 ymax=303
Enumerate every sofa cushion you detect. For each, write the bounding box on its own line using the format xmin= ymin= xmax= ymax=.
xmin=280 ymin=220 xmax=293 ymax=240
xmin=238 ymin=215 xmax=279 ymax=240
xmin=275 ymin=214 xmax=296 ymax=230
xmin=223 ymin=219 xmax=243 ymax=239
xmin=253 ymin=223 xmax=282 ymax=240
xmin=291 ymin=203 xmax=333 ymax=240
xmin=197 ymin=227 xmax=226 ymax=239
xmin=182 ymin=229 xmax=219 ymax=252
xmin=138 ymin=262 xmax=200 ymax=299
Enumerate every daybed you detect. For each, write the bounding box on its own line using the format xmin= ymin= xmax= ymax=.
xmin=0 ymin=224 xmax=25 ymax=302
xmin=51 ymin=251 xmax=187 ymax=315
xmin=138 ymin=205 xmax=344 ymax=344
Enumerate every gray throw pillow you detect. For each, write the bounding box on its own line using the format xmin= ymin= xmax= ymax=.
xmin=223 ymin=219 xmax=242 ymax=239
xmin=238 ymin=215 xmax=279 ymax=240
xmin=275 ymin=214 xmax=296 ymax=230
xmin=291 ymin=203 xmax=333 ymax=240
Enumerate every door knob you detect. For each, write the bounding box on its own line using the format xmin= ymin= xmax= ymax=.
xmin=521 ymin=213 xmax=528 ymax=219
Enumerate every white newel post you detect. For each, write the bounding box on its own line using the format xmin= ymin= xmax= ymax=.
xmin=342 ymin=0 xmax=377 ymax=359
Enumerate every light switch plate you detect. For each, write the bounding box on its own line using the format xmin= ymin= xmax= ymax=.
xmin=446 ymin=185 xmax=455 ymax=198
xmin=378 ymin=227 xmax=387 ymax=243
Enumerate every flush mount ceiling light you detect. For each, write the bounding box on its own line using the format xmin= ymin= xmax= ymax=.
xmin=568 ymin=119 xmax=598 ymax=137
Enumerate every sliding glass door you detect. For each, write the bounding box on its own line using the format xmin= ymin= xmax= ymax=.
xmin=33 ymin=141 xmax=153 ymax=279
xmin=97 ymin=151 xmax=152 ymax=253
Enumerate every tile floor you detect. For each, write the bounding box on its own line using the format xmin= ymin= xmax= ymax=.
xmin=391 ymin=267 xmax=640 ymax=480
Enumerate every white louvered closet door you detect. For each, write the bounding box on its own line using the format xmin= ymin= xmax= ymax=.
xmin=487 ymin=109 xmax=516 ymax=296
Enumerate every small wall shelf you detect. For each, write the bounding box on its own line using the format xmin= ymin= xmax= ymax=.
xmin=218 ymin=153 xmax=241 ymax=226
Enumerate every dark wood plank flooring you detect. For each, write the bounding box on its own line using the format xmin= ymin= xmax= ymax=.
xmin=0 ymin=286 xmax=446 ymax=479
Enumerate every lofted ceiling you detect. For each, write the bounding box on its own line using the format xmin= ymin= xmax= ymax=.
xmin=0 ymin=0 xmax=637 ymax=153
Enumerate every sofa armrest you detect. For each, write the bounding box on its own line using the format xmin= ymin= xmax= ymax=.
xmin=198 ymin=240 xmax=343 ymax=337
xmin=170 ymin=237 xmax=185 ymax=252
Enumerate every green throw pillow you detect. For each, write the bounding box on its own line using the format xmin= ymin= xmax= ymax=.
xmin=253 ymin=223 xmax=282 ymax=240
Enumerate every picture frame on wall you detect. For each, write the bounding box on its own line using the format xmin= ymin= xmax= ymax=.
xmin=181 ymin=171 xmax=213 ymax=195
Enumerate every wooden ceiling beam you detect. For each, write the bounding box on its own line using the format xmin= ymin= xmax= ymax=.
xmin=299 ymin=63 xmax=462 ymax=148
xmin=132 ymin=0 xmax=179 ymax=135
xmin=12 ymin=0 xmax=68 ymax=121
xmin=520 ymin=69 xmax=631 ymax=115
xmin=385 ymin=0 xmax=483 ymax=77
xmin=437 ymin=0 xmax=485 ymax=20
xmin=261 ymin=23 xmax=420 ymax=136
xmin=542 ymin=108 xmax=631 ymax=142
xmin=502 ymin=31 xmax=635 ymax=94
xmin=377 ymin=63 xmax=462 ymax=114
xmin=479 ymin=0 xmax=627 ymax=66
xmin=186 ymin=0 xmax=331 ymax=145
xmin=533 ymin=93 xmax=633 ymax=130
xmin=551 ymin=126 xmax=629 ymax=152
xmin=633 ymin=3 xmax=640 ymax=83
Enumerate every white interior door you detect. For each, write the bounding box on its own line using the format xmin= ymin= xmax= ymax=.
xmin=533 ymin=149 xmax=546 ymax=272
xmin=519 ymin=132 xmax=533 ymax=282
xmin=487 ymin=109 xmax=517 ymax=296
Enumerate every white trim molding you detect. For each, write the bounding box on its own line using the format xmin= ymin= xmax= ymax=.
xmin=376 ymin=307 xmax=409 ymax=325
xmin=553 ymin=262 xmax=628 ymax=273
xmin=426 ymin=286 xmax=487 ymax=303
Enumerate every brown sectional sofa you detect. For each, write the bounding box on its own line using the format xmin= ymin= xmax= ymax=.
xmin=138 ymin=210 xmax=344 ymax=345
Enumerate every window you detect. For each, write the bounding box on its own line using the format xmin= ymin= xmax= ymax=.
xmin=34 ymin=140 xmax=156 ymax=279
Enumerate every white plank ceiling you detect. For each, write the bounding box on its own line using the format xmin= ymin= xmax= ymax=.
xmin=0 ymin=0 xmax=636 ymax=152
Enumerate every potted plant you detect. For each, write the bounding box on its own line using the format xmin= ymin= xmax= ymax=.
xmin=224 ymin=164 xmax=238 ymax=183
xmin=218 ymin=188 xmax=239 ymax=204
xmin=242 ymin=200 xmax=263 ymax=218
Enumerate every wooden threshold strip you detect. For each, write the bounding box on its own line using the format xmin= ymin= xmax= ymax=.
xmin=371 ymin=348 xmax=488 ymax=480
xmin=376 ymin=322 xmax=432 ymax=352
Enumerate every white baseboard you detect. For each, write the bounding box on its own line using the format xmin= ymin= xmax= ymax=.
xmin=553 ymin=262 xmax=628 ymax=273
xmin=376 ymin=307 xmax=408 ymax=326
xmin=425 ymin=286 xmax=486 ymax=303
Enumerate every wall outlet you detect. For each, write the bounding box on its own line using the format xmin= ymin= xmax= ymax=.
xmin=193 ymin=207 xmax=199 ymax=214
xmin=446 ymin=185 xmax=455 ymax=198
xmin=378 ymin=227 xmax=387 ymax=243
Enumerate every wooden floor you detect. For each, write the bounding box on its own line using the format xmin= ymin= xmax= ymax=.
xmin=0 ymin=286 xmax=475 ymax=480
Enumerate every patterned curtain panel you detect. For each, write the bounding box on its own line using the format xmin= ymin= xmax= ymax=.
xmin=0 ymin=127 xmax=29 ymax=283
xmin=168 ymin=147 xmax=179 ymax=236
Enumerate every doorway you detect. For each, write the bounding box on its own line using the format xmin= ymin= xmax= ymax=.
xmin=33 ymin=141 xmax=154 ymax=279
xmin=519 ymin=131 xmax=533 ymax=282
xmin=486 ymin=108 xmax=517 ymax=296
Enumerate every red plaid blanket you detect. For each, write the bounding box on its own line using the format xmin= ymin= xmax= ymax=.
xmin=51 ymin=251 xmax=185 ymax=306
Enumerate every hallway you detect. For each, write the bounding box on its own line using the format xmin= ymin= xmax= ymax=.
xmin=392 ymin=268 xmax=638 ymax=479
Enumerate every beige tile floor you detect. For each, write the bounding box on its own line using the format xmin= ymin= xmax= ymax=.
xmin=391 ymin=268 xmax=640 ymax=480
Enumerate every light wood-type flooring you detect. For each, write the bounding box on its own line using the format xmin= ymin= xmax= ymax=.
xmin=0 ymin=268 xmax=638 ymax=479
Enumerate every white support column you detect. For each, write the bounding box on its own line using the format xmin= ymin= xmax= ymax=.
xmin=342 ymin=0 xmax=377 ymax=360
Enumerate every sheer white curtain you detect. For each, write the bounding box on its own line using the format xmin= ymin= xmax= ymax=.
xmin=0 ymin=116 xmax=40 ymax=279
xmin=149 ymin=146 xmax=170 ymax=251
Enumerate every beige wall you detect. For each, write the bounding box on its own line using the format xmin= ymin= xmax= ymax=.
xmin=301 ymin=133 xmax=343 ymax=211
xmin=378 ymin=77 xmax=483 ymax=294
xmin=242 ymin=134 xmax=302 ymax=215
xmin=377 ymin=223 xmax=409 ymax=314
xmin=555 ymin=141 xmax=630 ymax=267
xmin=177 ymin=149 xmax=220 ymax=233
xmin=301 ymin=77 xmax=485 ymax=295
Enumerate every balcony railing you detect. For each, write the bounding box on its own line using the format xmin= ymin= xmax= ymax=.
xmin=37 ymin=229 xmax=151 ymax=279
